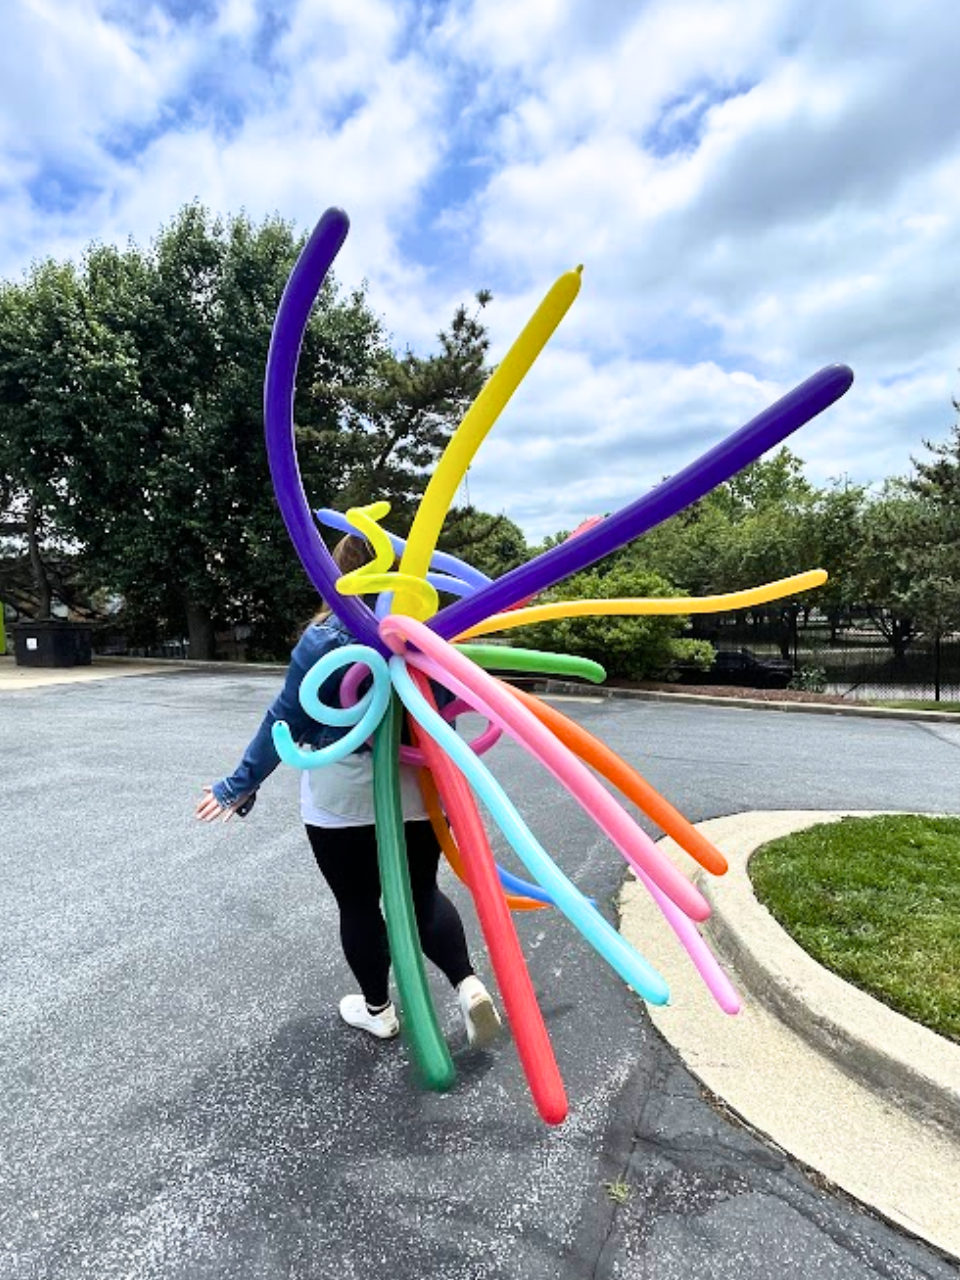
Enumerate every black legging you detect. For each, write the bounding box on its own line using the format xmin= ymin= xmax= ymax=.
xmin=305 ymin=820 xmax=474 ymax=1008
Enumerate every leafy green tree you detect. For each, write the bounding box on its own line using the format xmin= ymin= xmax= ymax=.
xmin=845 ymin=402 xmax=960 ymax=661
xmin=0 ymin=206 xmax=495 ymax=658
xmin=623 ymin=448 xmax=826 ymax=656
xmin=627 ymin=448 xmax=813 ymax=593
xmin=62 ymin=206 xmax=390 ymax=658
xmin=0 ymin=259 xmax=119 ymax=620
xmin=437 ymin=506 xmax=529 ymax=580
xmin=905 ymin=407 xmax=960 ymax=635
xmin=798 ymin=480 xmax=866 ymax=633
xmin=848 ymin=484 xmax=929 ymax=660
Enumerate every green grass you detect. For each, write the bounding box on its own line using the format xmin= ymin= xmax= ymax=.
xmin=868 ymin=700 xmax=960 ymax=713
xmin=603 ymin=1179 xmax=633 ymax=1205
xmin=750 ymin=815 xmax=960 ymax=1043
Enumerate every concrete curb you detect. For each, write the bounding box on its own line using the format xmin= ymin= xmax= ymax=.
xmin=541 ymin=679 xmax=960 ymax=724
xmin=621 ymin=810 xmax=960 ymax=1259
xmin=699 ymin=811 xmax=960 ymax=1139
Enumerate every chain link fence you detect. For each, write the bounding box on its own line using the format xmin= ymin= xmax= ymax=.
xmin=689 ymin=612 xmax=960 ymax=703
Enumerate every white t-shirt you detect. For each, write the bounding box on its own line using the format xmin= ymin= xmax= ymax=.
xmin=299 ymin=750 xmax=429 ymax=828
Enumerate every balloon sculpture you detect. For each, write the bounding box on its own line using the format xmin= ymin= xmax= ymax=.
xmin=264 ymin=207 xmax=854 ymax=1125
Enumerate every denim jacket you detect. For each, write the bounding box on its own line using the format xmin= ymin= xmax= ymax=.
xmin=212 ymin=615 xmax=453 ymax=814
xmin=212 ymin=616 xmax=359 ymax=811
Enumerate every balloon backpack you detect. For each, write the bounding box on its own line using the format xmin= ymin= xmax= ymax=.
xmin=265 ymin=207 xmax=854 ymax=1126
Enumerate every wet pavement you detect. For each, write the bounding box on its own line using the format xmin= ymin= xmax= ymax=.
xmin=2 ymin=672 xmax=958 ymax=1279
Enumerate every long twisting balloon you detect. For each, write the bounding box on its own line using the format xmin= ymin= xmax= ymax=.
xmin=263 ymin=209 xmax=385 ymax=652
xmin=453 ymin=570 xmax=829 ymax=640
xmin=372 ymin=693 xmax=456 ymax=1089
xmin=390 ymin=656 xmax=671 ymax=1005
xmin=394 ymin=266 xmax=583 ymax=618
xmin=381 ymin=615 xmax=711 ymax=924
xmin=407 ymin=670 xmax=568 ymax=1125
xmin=430 ymin=365 xmax=853 ymax=639
xmin=262 ymin=205 xmax=855 ymax=1124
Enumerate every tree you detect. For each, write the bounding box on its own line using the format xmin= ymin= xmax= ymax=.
xmin=906 ymin=406 xmax=960 ymax=635
xmin=437 ymin=506 xmax=529 ymax=580
xmin=848 ymin=484 xmax=929 ymax=661
xmin=0 ymin=207 xmax=496 ymax=658
xmin=797 ymin=480 xmax=866 ymax=635
xmin=62 ymin=206 xmax=392 ymax=658
xmin=623 ymin=448 xmax=825 ymax=656
xmin=844 ymin=403 xmax=960 ymax=662
xmin=323 ymin=293 xmax=491 ymax=525
xmin=0 ymin=254 xmax=144 ymax=625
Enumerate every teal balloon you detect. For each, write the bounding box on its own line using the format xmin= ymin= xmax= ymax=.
xmin=272 ymin=644 xmax=390 ymax=769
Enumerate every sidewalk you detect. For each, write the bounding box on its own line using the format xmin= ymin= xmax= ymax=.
xmin=0 ymin=653 xmax=285 ymax=692
xmin=620 ymin=811 xmax=960 ymax=1261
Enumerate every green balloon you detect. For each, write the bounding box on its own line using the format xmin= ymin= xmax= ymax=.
xmin=456 ymin=643 xmax=605 ymax=684
xmin=372 ymin=691 xmax=456 ymax=1091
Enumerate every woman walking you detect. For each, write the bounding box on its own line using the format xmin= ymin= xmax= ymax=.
xmin=196 ymin=534 xmax=501 ymax=1047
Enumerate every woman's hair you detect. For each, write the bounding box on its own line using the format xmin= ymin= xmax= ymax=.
xmin=312 ymin=533 xmax=376 ymax=623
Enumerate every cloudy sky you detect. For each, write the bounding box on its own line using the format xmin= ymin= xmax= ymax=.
xmin=3 ymin=0 xmax=959 ymax=539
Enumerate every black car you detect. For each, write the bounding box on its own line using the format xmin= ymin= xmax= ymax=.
xmin=681 ymin=647 xmax=794 ymax=689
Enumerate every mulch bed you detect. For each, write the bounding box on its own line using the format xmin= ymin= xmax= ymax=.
xmin=601 ymin=679 xmax=854 ymax=706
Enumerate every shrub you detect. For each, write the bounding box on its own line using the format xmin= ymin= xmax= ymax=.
xmin=513 ymin=564 xmax=697 ymax=680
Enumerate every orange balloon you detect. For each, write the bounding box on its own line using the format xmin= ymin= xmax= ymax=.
xmin=417 ymin=764 xmax=546 ymax=912
xmin=505 ymin=684 xmax=728 ymax=878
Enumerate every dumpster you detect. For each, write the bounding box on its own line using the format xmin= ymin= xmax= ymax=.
xmin=13 ymin=620 xmax=93 ymax=667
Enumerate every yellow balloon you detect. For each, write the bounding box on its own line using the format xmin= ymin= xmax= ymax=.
xmin=452 ymin=569 xmax=829 ymax=640
xmin=393 ymin=265 xmax=583 ymax=617
xmin=336 ymin=501 xmax=439 ymax=619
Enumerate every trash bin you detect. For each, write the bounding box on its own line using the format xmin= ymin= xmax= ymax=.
xmin=12 ymin=620 xmax=94 ymax=668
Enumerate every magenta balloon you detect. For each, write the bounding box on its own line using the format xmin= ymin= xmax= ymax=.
xmin=429 ymin=364 xmax=853 ymax=640
xmin=263 ymin=208 xmax=384 ymax=651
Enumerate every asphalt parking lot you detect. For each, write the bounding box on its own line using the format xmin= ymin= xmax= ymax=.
xmin=3 ymin=670 xmax=959 ymax=1280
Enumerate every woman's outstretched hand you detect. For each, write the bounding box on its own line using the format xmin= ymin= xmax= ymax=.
xmin=196 ymin=784 xmax=249 ymax=823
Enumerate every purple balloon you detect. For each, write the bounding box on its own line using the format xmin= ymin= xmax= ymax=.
xmin=429 ymin=364 xmax=854 ymax=641
xmin=263 ymin=208 xmax=384 ymax=651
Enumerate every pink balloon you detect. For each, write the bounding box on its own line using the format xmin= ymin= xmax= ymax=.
xmin=338 ymin=658 xmax=501 ymax=765
xmin=629 ymin=863 xmax=741 ymax=1014
xmin=404 ymin=645 xmax=737 ymax=1011
xmin=379 ymin=615 xmax=711 ymax=925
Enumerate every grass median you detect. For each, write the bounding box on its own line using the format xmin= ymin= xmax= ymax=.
xmin=750 ymin=814 xmax=960 ymax=1044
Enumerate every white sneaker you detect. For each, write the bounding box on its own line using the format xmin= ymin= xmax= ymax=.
xmin=339 ymin=994 xmax=400 ymax=1040
xmin=457 ymin=976 xmax=502 ymax=1048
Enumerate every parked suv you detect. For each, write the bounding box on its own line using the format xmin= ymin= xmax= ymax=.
xmin=681 ymin=647 xmax=794 ymax=689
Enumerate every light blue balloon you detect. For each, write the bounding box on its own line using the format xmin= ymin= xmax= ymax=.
xmin=389 ymin=657 xmax=670 ymax=1005
xmin=272 ymin=644 xmax=391 ymax=770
